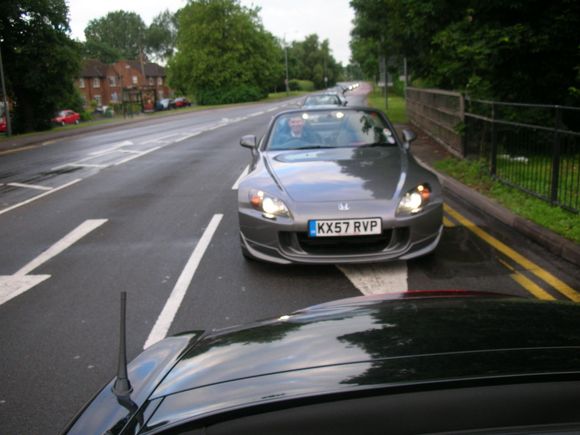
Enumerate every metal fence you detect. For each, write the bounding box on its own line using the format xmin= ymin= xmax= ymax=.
xmin=464 ymin=99 xmax=580 ymax=213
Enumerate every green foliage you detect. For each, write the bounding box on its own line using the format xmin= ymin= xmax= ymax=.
xmin=196 ymin=84 xmax=265 ymax=105
xmin=0 ymin=0 xmax=82 ymax=132
xmin=350 ymin=0 xmax=580 ymax=105
xmin=168 ymin=0 xmax=283 ymax=105
xmin=288 ymin=80 xmax=315 ymax=92
xmin=434 ymin=157 xmax=580 ymax=243
xmin=145 ymin=10 xmax=178 ymax=62
xmin=367 ymin=86 xmax=408 ymax=124
xmin=84 ymin=11 xmax=147 ymax=61
xmin=286 ymin=35 xmax=343 ymax=89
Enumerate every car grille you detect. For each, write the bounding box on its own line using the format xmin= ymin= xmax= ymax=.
xmin=283 ymin=230 xmax=402 ymax=255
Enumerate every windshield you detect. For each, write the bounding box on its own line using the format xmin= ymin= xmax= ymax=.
xmin=267 ymin=110 xmax=397 ymax=150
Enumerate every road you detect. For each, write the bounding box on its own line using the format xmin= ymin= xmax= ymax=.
xmin=0 ymin=88 xmax=578 ymax=434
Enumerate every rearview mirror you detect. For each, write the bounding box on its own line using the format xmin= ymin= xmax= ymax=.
xmin=240 ymin=135 xmax=257 ymax=149
xmin=402 ymin=129 xmax=417 ymax=145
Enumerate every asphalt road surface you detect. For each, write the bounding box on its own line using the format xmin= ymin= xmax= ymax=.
xmin=1 ymin=88 xmax=578 ymax=434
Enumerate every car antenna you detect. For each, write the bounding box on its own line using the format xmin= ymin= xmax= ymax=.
xmin=112 ymin=291 xmax=133 ymax=397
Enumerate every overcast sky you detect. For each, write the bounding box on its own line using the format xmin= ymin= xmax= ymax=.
xmin=66 ymin=0 xmax=354 ymax=65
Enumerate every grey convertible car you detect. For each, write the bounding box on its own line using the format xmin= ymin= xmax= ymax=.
xmin=238 ymin=107 xmax=443 ymax=264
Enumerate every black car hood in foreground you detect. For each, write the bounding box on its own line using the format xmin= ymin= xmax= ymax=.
xmin=64 ymin=291 xmax=580 ymax=434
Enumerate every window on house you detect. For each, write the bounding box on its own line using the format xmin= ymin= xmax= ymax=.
xmin=157 ymin=77 xmax=163 ymax=86
xmin=94 ymin=95 xmax=102 ymax=106
xmin=79 ymin=78 xmax=85 ymax=88
xmin=132 ymin=76 xmax=138 ymax=85
xmin=109 ymin=76 xmax=117 ymax=87
xmin=149 ymin=77 xmax=154 ymax=86
xmin=93 ymin=78 xmax=100 ymax=88
xmin=111 ymin=92 xmax=118 ymax=103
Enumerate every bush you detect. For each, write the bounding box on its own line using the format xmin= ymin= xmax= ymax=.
xmin=288 ymin=79 xmax=315 ymax=92
xmin=196 ymin=84 xmax=267 ymax=105
xmin=80 ymin=111 xmax=92 ymax=122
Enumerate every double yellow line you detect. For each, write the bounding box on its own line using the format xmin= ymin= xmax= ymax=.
xmin=444 ymin=204 xmax=579 ymax=302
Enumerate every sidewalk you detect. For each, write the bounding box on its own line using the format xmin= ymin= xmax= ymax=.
xmin=399 ymin=124 xmax=580 ymax=267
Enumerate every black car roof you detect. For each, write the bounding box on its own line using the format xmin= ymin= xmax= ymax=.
xmin=152 ymin=293 xmax=580 ymax=399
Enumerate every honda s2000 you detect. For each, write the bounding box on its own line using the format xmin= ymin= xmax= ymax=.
xmin=238 ymin=107 xmax=443 ymax=264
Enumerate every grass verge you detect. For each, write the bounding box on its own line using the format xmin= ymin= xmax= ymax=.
xmin=434 ymin=157 xmax=580 ymax=244
xmin=367 ymin=87 xmax=408 ymax=124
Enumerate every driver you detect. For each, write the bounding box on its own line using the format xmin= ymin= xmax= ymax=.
xmin=288 ymin=116 xmax=306 ymax=138
xmin=281 ymin=115 xmax=320 ymax=145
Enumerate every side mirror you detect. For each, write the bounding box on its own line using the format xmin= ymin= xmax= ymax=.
xmin=344 ymin=101 xmax=348 ymax=106
xmin=240 ymin=135 xmax=257 ymax=149
xmin=402 ymin=129 xmax=417 ymax=149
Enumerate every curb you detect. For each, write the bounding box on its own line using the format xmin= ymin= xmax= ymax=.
xmin=415 ymin=157 xmax=580 ymax=268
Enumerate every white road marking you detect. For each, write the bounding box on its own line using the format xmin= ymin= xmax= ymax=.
xmin=0 ymin=275 xmax=51 ymax=306
xmin=144 ymin=214 xmax=223 ymax=349
xmin=0 ymin=219 xmax=108 ymax=306
xmin=114 ymin=146 xmax=161 ymax=166
xmin=338 ymin=262 xmax=408 ymax=295
xmin=15 ymin=219 xmax=108 ymax=276
xmin=89 ymin=140 xmax=134 ymax=155
xmin=141 ymin=133 xmax=183 ymax=144
xmin=6 ymin=182 xmax=53 ymax=191
xmin=232 ymin=165 xmax=249 ymax=190
xmin=0 ymin=178 xmax=82 ymax=217
xmin=175 ymin=131 xmax=201 ymax=143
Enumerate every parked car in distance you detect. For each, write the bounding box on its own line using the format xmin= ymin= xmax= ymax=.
xmin=0 ymin=115 xmax=6 ymax=132
xmin=62 ymin=291 xmax=580 ymax=434
xmin=155 ymin=98 xmax=174 ymax=111
xmin=51 ymin=110 xmax=80 ymax=126
xmin=238 ymin=107 xmax=443 ymax=264
xmin=173 ymin=97 xmax=192 ymax=108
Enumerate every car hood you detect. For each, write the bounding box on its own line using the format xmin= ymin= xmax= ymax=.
xmin=64 ymin=292 xmax=580 ymax=434
xmin=267 ymin=147 xmax=405 ymax=202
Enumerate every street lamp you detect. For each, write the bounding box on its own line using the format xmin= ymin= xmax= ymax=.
xmin=0 ymin=38 xmax=12 ymax=136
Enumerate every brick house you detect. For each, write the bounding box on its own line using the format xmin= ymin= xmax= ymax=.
xmin=76 ymin=59 xmax=171 ymax=111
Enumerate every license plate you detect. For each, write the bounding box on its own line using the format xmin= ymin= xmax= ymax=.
xmin=308 ymin=218 xmax=382 ymax=237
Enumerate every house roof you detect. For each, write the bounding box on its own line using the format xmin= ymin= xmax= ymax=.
xmin=81 ymin=59 xmax=108 ymax=78
xmin=80 ymin=59 xmax=166 ymax=78
xmin=125 ymin=60 xmax=166 ymax=77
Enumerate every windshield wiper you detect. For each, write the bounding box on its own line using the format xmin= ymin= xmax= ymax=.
xmin=294 ymin=145 xmax=338 ymax=150
xmin=359 ymin=142 xmax=395 ymax=147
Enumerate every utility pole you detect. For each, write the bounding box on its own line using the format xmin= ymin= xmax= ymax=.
xmin=0 ymin=39 xmax=12 ymax=136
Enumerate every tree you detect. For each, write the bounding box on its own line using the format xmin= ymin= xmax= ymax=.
xmin=145 ymin=10 xmax=179 ymax=63
xmin=84 ymin=11 xmax=147 ymax=62
xmin=287 ymin=35 xmax=343 ymax=89
xmin=349 ymin=0 xmax=580 ymax=105
xmin=0 ymin=0 xmax=82 ymax=132
xmin=168 ymin=0 xmax=283 ymax=104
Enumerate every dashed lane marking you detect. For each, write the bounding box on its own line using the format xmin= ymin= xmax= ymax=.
xmin=232 ymin=165 xmax=249 ymax=190
xmin=144 ymin=214 xmax=223 ymax=349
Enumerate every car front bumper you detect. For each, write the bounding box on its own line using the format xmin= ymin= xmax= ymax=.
xmin=239 ymin=203 xmax=443 ymax=265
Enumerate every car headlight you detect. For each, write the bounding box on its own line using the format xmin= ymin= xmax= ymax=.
xmin=249 ymin=189 xmax=290 ymax=218
xmin=396 ymin=184 xmax=431 ymax=216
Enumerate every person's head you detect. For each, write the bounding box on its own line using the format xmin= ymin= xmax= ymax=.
xmin=288 ymin=116 xmax=305 ymax=136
